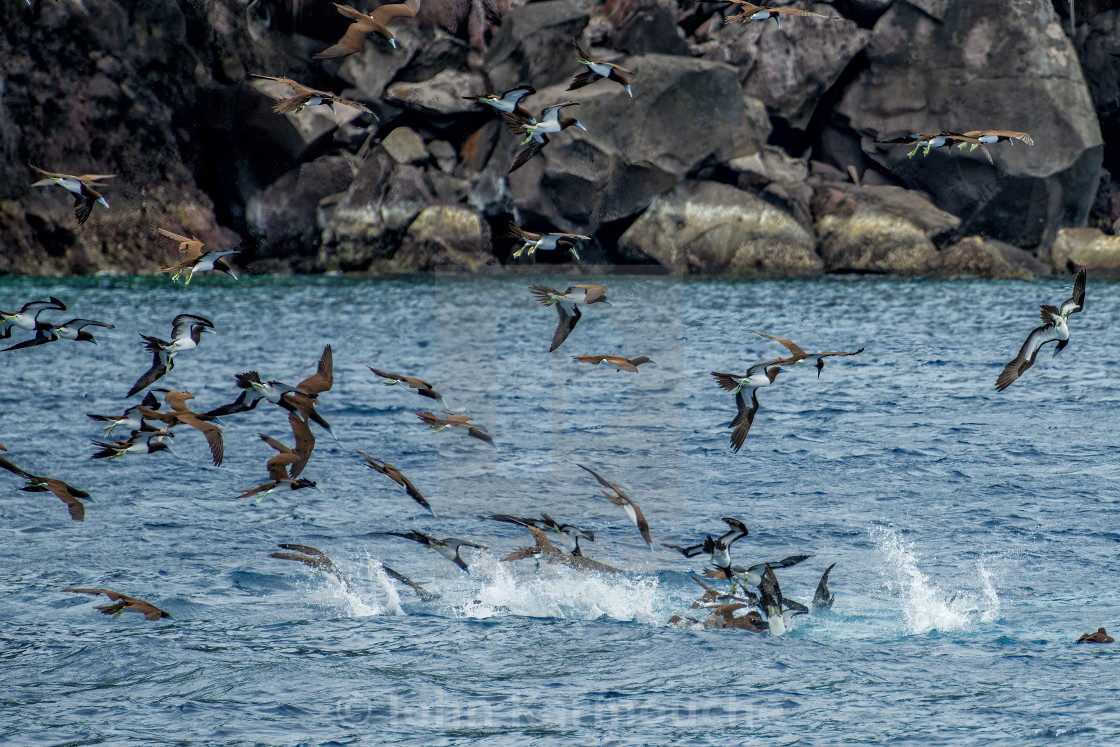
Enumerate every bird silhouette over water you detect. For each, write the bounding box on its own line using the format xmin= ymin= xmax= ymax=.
xmin=62 ymin=588 xmax=169 ymax=620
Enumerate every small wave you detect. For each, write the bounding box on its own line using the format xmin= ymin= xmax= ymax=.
xmin=871 ymin=527 xmax=1001 ymax=635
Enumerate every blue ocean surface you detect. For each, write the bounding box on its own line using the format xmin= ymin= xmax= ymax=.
xmin=1 ymin=273 xmax=1118 ymax=745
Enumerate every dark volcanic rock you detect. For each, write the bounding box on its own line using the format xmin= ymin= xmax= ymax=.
xmin=508 ymin=54 xmax=770 ymax=234
xmin=839 ymin=0 xmax=1102 ymax=248
xmin=618 ymin=181 xmax=822 ymax=275
xmin=484 ymin=1 xmax=590 ymax=92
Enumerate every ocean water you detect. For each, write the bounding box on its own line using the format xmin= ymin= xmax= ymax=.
xmin=1 ymin=273 xmax=1118 ymax=745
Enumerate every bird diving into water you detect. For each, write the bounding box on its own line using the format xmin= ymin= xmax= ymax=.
xmin=355 ymin=451 xmax=436 ymax=516
xmin=577 ymin=464 xmax=652 ymax=547
xmin=996 ymin=269 xmax=1085 ymax=391
xmin=530 ymin=284 xmax=610 ymax=353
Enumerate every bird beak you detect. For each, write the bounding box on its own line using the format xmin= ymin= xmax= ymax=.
xmin=97 ymin=197 xmax=110 ymax=209
xmin=389 ymin=38 xmax=398 ymax=49
xmin=314 ymin=485 xmax=325 ymax=493
xmin=604 ymin=300 xmax=614 ymax=306
xmin=574 ymin=121 xmax=587 ymax=132
xmin=203 ymin=328 xmax=217 ymax=335
xmin=623 ymin=85 xmax=632 ymax=98
xmin=326 ymin=427 xmax=338 ymax=440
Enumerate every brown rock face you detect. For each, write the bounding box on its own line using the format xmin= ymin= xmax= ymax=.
xmin=618 ymin=181 xmax=822 ymax=275
xmin=393 ymin=205 xmax=497 ymax=271
xmin=840 ymin=0 xmax=1103 ymax=246
xmin=1051 ymin=227 xmax=1120 ymax=276
xmin=937 ymin=236 xmax=1048 ymax=279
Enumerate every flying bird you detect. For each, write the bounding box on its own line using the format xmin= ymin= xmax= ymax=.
xmin=717 ymin=1 xmax=834 ymax=26
xmin=954 ymin=130 xmax=1034 ymax=164
xmin=571 ymin=354 xmax=654 ymax=372
xmin=568 ymin=38 xmax=633 ymax=97
xmin=125 ymin=314 xmax=215 ymax=398
xmin=750 ymin=330 xmax=863 ymax=378
xmin=663 ymin=517 xmax=749 ymax=576
xmin=87 ymin=392 xmax=161 ymax=436
xmin=490 ymin=513 xmax=594 ymax=556
xmin=508 ymin=223 xmax=590 ymax=261
xmin=90 ymin=431 xmax=176 ymax=460
xmin=28 ymin=164 xmax=114 ymax=224
xmin=0 ymin=297 xmax=66 ymax=340
xmin=368 ymin=367 xmax=446 ymax=406
xmin=463 ymin=86 xmax=536 ymax=121
xmin=250 ymin=74 xmax=373 ymax=116
xmin=577 ymin=464 xmax=652 ymax=546
xmin=1 ymin=318 xmax=114 ymax=352
xmin=313 ymin=0 xmax=421 ymax=57
xmin=61 ymin=588 xmax=169 ymax=620
xmin=529 ymin=284 xmax=610 ymax=352
xmin=156 ymin=228 xmax=240 ymax=285
xmin=503 ymin=102 xmax=586 ymax=173
xmin=138 ymin=390 xmax=224 ymax=466
xmin=240 ymin=415 xmax=320 ymax=502
xmin=500 ymin=524 xmax=619 ymax=573
xmin=415 ymin=411 xmax=496 ymax=447
xmin=270 ymin=544 xmax=439 ymax=600
xmin=0 ymin=451 xmax=93 ymax=521
xmin=367 ymin=530 xmax=487 ymax=573
xmin=355 ymin=451 xmax=435 ymax=516
xmin=710 ymin=365 xmax=781 ymax=452
xmin=996 ymin=269 xmax=1086 ymax=391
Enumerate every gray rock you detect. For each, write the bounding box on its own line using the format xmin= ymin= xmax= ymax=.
xmin=706 ymin=4 xmax=869 ymax=128
xmin=319 ymin=149 xmax=434 ymax=270
xmin=335 ymin=25 xmax=422 ymax=99
xmin=385 ymin=70 xmax=490 ymax=115
xmin=1051 ymin=228 xmax=1120 ymax=276
xmin=839 ymin=0 xmax=1103 ymax=248
xmin=813 ymin=183 xmax=959 ymax=274
xmin=485 ymin=1 xmax=590 ymax=92
xmin=607 ymin=0 xmax=690 ymax=56
xmin=618 ymin=181 xmax=822 ymax=275
xmin=508 ymin=55 xmax=770 ymax=233
xmin=382 ymin=127 xmax=429 ymax=165
xmin=937 ymin=236 xmax=1047 ymax=279
xmin=393 ymin=205 xmax=497 ymax=271
xmin=247 ymin=156 xmax=356 ymax=264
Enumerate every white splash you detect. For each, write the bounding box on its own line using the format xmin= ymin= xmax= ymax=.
xmin=453 ymin=552 xmax=665 ymax=625
xmin=872 ymin=526 xmax=1001 ymax=635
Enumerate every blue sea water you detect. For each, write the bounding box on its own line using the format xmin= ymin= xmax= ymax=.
xmin=1 ymin=272 xmax=1118 ymax=745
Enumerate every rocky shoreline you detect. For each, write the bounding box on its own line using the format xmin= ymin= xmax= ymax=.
xmin=4 ymin=0 xmax=1120 ymax=278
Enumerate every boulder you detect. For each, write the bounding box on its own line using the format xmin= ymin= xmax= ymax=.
xmin=246 ymin=156 xmax=355 ymax=265
xmin=508 ymin=54 xmax=770 ymax=234
xmin=618 ymin=181 xmax=822 ymax=275
xmin=813 ymin=183 xmax=959 ymax=274
xmin=484 ymin=1 xmax=590 ymax=92
xmin=936 ymin=236 xmax=1048 ymax=279
xmin=319 ymin=149 xmax=434 ymax=270
xmin=602 ymin=0 xmax=690 ymax=56
xmin=385 ymin=70 xmax=490 ymax=115
xmin=381 ymin=127 xmax=429 ymax=165
xmin=705 ymin=4 xmax=869 ymax=128
xmin=1050 ymin=227 xmax=1120 ymax=276
xmin=392 ymin=204 xmax=497 ymax=271
xmin=839 ymin=0 xmax=1103 ymax=248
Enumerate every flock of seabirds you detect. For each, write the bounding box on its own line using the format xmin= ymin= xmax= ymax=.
xmin=5 ymin=0 xmax=1112 ymax=641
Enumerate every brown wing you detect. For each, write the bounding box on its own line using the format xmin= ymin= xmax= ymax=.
xmin=620 ymin=493 xmax=652 ymax=545
xmin=501 ymin=525 xmax=561 ymax=561
xmin=730 ymin=389 xmax=759 ymax=453
xmin=509 ymin=139 xmax=548 ymax=173
xmin=259 ymin=433 xmax=293 ymax=455
xmin=724 ymin=0 xmax=763 ymax=9
xmin=604 ymin=356 xmax=637 ymax=372
xmin=710 ymin=372 xmax=742 ymax=392
xmin=574 ymin=285 xmax=608 ymax=304
xmin=156 ymin=228 xmax=204 ymax=261
xmin=236 ymin=480 xmax=278 ymax=500
xmin=370 ymin=0 xmax=420 ymax=23
xmin=771 ymin=7 xmax=833 ymax=18
xmin=549 ymin=303 xmax=580 ymax=353
xmin=45 ymin=479 xmax=87 ymax=521
xmin=1039 ymin=304 xmax=1061 ymax=325
xmin=266 ymin=452 xmax=300 ymax=482
xmin=62 ymin=587 xmax=124 ymax=600
xmin=0 ymin=454 xmax=35 ymax=481
xmin=288 ymin=413 xmax=315 ymax=478
xmin=298 ymin=345 xmax=333 ymax=395
xmin=314 ymin=19 xmax=374 ymax=59
xmin=330 ymin=97 xmax=374 ymax=115
xmin=123 ymin=599 xmax=170 ymax=620
xmin=572 ymin=354 xmax=607 ymax=365
xmin=467 ymin=426 xmax=495 ymax=445
xmin=507 ymin=222 xmax=540 ymax=242
xmin=249 ymin=74 xmax=322 ymax=98
xmin=529 ymin=284 xmax=561 ymax=306
xmin=271 ymin=94 xmax=313 ymax=114
xmin=752 ymin=330 xmax=806 ymax=357
xmin=182 ymin=415 xmax=224 ymax=467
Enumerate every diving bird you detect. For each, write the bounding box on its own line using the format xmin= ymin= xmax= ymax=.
xmin=463 ymin=86 xmax=536 ymax=121
xmin=270 ymin=543 xmax=438 ymax=600
xmin=690 ymin=577 xmax=759 ymax=610
xmin=719 ymin=1 xmax=835 ymax=26
xmin=812 ymin=562 xmax=836 ymax=610
xmin=750 ymin=330 xmax=864 ymax=378
xmin=568 ymin=38 xmax=633 ymax=97
xmin=367 ymin=530 xmax=487 ymax=573
xmin=500 ymin=524 xmax=620 ymax=573
xmin=125 ymin=314 xmax=215 ymax=398
xmin=701 ymin=603 xmax=768 ymax=632
xmin=278 ymin=345 xmax=334 ymax=436
xmin=28 ymin=164 xmax=114 ymax=224
xmin=313 ymin=0 xmax=421 ymax=57
xmin=0 ymin=451 xmax=93 ymax=521
xmin=508 ymin=223 xmax=590 ymax=260
xmin=90 ymin=431 xmax=176 ymax=460
xmin=415 ymin=411 xmax=496 ymax=447
xmin=62 ymin=588 xmax=169 ymax=620
xmin=87 ymin=392 xmax=161 ymax=436
xmin=757 ymin=564 xmax=808 ymax=636
xmin=996 ymin=269 xmax=1086 ymax=391
xmin=355 ymin=451 xmax=435 ymax=516
xmin=503 ymin=102 xmax=586 ymax=173
xmin=1076 ymin=628 xmax=1115 ymax=643
xmin=571 ymin=354 xmax=654 ymax=372
xmin=368 ymin=367 xmax=446 ymax=406
xmin=205 ymin=346 xmax=332 ymax=421
xmin=529 ymin=284 xmax=610 ymax=352
xmin=577 ymin=464 xmax=652 ymax=546
xmin=720 ymin=555 xmax=811 ymax=590
xmin=1 ymin=318 xmax=114 ymax=352
xmin=710 ymin=365 xmax=781 ymax=452
xmin=137 ymin=390 xmax=224 ymax=467
xmin=0 ymin=297 xmax=66 ymax=340
xmin=156 ymin=228 xmax=240 ymax=285
xmin=241 ymin=415 xmax=319 ymax=502
xmin=250 ymin=74 xmax=374 ymax=116
xmin=490 ymin=513 xmax=594 ymax=556
xmin=663 ymin=517 xmax=749 ymax=575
